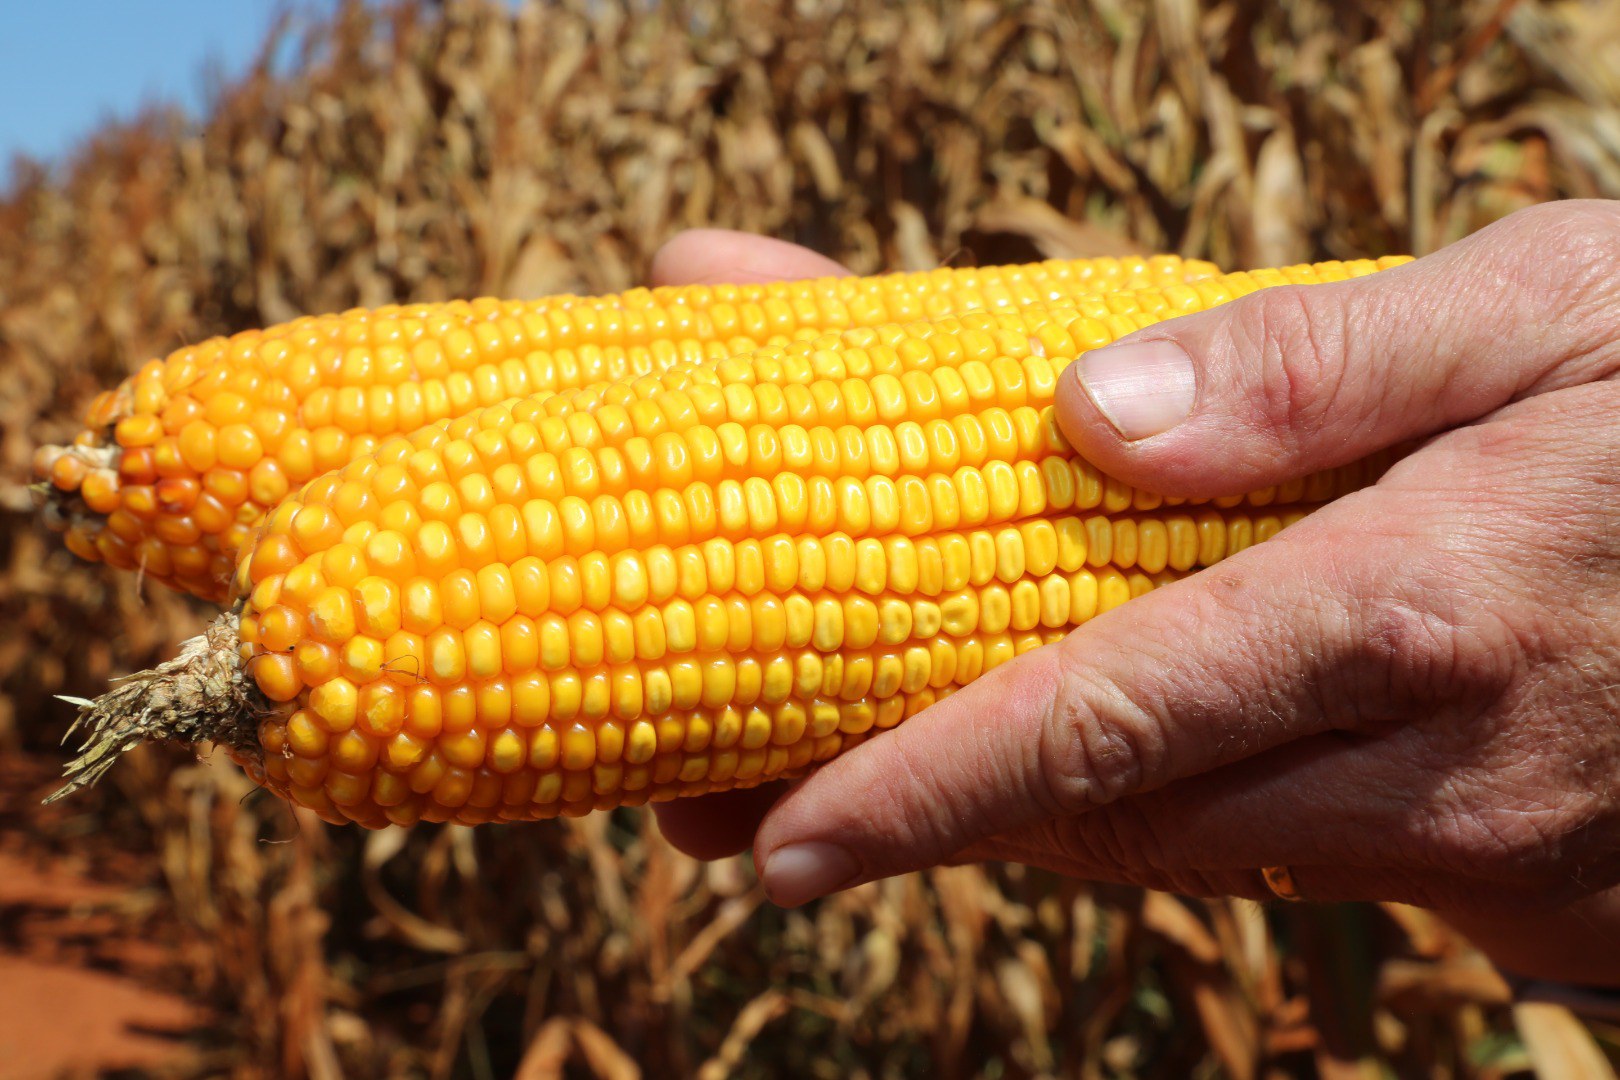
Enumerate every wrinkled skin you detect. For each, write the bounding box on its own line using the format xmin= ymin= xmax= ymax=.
xmin=650 ymin=203 xmax=1620 ymax=985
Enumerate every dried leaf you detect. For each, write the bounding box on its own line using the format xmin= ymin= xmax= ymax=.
xmin=1514 ymin=1000 xmax=1620 ymax=1080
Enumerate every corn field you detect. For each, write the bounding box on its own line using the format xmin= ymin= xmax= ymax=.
xmin=4 ymin=1 xmax=1620 ymax=1076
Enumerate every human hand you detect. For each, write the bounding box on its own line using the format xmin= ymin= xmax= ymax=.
xmin=650 ymin=206 xmax=1620 ymax=982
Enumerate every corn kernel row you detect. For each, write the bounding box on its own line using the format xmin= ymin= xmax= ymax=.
xmin=256 ymin=630 xmax=1068 ymax=827
xmin=241 ymin=502 xmax=1327 ymax=714
xmin=36 ymin=253 xmax=1243 ymax=600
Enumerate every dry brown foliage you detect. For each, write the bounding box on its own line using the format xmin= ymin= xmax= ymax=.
xmin=4 ymin=0 xmax=1620 ymax=1076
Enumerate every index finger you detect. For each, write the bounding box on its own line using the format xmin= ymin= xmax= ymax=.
xmin=751 ymin=473 xmax=1522 ymax=906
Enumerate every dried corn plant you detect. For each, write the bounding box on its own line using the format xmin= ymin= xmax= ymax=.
xmin=4 ymin=0 xmax=1620 ymax=1076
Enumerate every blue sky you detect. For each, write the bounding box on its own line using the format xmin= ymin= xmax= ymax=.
xmin=0 ymin=1 xmax=338 ymax=181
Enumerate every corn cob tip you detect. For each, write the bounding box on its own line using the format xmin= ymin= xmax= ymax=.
xmin=47 ymin=613 xmax=271 ymax=803
xmin=31 ymin=439 xmax=121 ymax=563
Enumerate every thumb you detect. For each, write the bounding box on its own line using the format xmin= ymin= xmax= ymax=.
xmin=649 ymin=228 xmax=851 ymax=287
xmin=1056 ymin=200 xmax=1620 ymax=496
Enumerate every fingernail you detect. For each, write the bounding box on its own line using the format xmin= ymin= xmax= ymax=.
xmin=762 ymin=842 xmax=861 ymax=907
xmin=1076 ymin=339 xmax=1197 ymax=440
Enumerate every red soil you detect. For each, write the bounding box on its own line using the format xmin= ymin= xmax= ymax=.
xmin=0 ymin=762 xmax=204 ymax=1078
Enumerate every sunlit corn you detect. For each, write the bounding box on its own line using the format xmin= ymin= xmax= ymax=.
xmin=220 ymin=260 xmax=1408 ymax=827
xmin=35 ymin=254 xmax=1227 ymax=600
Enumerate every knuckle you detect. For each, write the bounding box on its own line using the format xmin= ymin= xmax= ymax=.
xmin=1345 ymin=592 xmax=1518 ymax=719
xmin=1037 ymin=662 xmax=1167 ymax=813
xmin=1495 ymin=200 xmax=1620 ymax=281
xmin=1226 ymin=283 xmax=1352 ymax=446
xmin=1482 ymin=201 xmax=1620 ymax=363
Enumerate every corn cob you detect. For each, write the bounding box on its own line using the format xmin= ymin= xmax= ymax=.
xmin=51 ymin=255 xmax=1411 ymax=826
xmin=33 ymin=255 xmax=1222 ymax=601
